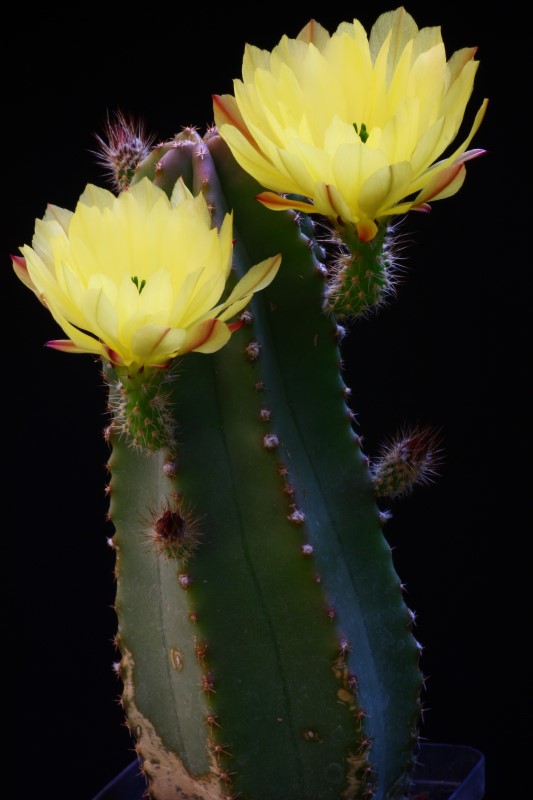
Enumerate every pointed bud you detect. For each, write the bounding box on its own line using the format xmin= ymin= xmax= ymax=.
xmin=371 ymin=427 xmax=442 ymax=498
xmin=93 ymin=110 xmax=155 ymax=192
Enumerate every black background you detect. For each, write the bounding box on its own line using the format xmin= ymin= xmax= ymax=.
xmin=6 ymin=3 xmax=528 ymax=799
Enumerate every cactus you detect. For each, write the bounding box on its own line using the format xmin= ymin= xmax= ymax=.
xmin=11 ymin=8 xmax=487 ymax=800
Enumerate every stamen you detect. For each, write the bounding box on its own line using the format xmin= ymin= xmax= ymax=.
xmin=131 ymin=276 xmax=147 ymax=293
xmin=353 ymin=123 xmax=369 ymax=144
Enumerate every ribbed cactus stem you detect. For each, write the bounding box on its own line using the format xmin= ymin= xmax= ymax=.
xmin=104 ymin=364 xmax=221 ymax=797
xmin=105 ymin=132 xmax=423 ymax=800
xmin=206 ymin=134 xmax=422 ymax=799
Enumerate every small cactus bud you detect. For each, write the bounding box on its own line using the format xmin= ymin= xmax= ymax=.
xmin=93 ymin=111 xmax=155 ymax=192
xmin=371 ymin=427 xmax=442 ymax=498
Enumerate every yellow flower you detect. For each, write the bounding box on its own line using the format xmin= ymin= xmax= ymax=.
xmin=13 ymin=178 xmax=281 ymax=369
xmin=214 ymin=7 xmax=488 ymax=242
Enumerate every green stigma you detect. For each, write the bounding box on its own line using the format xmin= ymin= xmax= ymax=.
xmin=131 ymin=276 xmax=146 ymax=293
xmin=353 ymin=122 xmax=369 ymax=144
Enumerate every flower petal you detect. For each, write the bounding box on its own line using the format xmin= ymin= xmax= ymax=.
xmin=256 ymin=192 xmax=315 ymax=214
xmin=208 ymin=255 xmax=282 ymax=323
xmin=131 ymin=325 xmax=187 ymax=362
xmin=182 ymin=319 xmax=231 ymax=354
xmin=11 ymin=255 xmax=39 ymax=294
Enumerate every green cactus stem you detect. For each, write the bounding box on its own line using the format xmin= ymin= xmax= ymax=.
xmin=105 ymin=131 xmax=423 ymax=800
xmin=105 ymin=399 xmax=217 ymax=796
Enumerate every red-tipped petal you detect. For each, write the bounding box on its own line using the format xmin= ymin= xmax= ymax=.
xmin=104 ymin=346 xmax=125 ymax=365
xmin=11 ymin=254 xmax=27 ymax=272
xmin=416 ymin=162 xmax=464 ymax=204
xmin=228 ymin=320 xmax=244 ymax=333
xmin=46 ymin=339 xmax=93 ymax=354
xmin=411 ymin=203 xmax=432 ymax=213
xmin=181 ymin=319 xmax=218 ymax=354
xmin=417 ymin=148 xmax=485 ymax=206
xmin=256 ymin=192 xmax=315 ymax=213
xmin=11 ymin=254 xmax=39 ymax=293
xmin=457 ymin=148 xmax=486 ymax=163
xmin=213 ymin=94 xmax=254 ymax=143
xmin=298 ymin=19 xmax=321 ymax=44
xmin=355 ymin=219 xmax=379 ymax=242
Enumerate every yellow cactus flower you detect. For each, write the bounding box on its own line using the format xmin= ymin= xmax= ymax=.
xmin=13 ymin=178 xmax=281 ymax=369
xmin=214 ymin=7 xmax=488 ymax=242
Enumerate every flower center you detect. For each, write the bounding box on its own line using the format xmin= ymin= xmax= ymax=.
xmin=131 ymin=275 xmax=146 ymax=293
xmin=353 ymin=122 xmax=369 ymax=143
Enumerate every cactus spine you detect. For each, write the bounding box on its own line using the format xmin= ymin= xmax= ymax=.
xmin=103 ymin=129 xmax=423 ymax=800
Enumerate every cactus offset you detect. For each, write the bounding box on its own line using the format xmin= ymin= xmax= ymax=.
xmin=371 ymin=428 xmax=442 ymax=500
